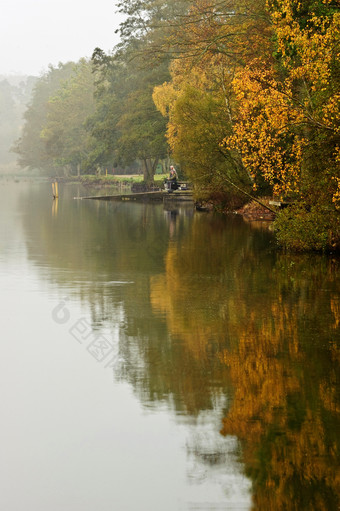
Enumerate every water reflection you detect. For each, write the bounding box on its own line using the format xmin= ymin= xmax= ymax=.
xmin=150 ymin=213 xmax=339 ymax=509
xmin=219 ymin=255 xmax=340 ymax=510
xmin=8 ymin=181 xmax=340 ymax=509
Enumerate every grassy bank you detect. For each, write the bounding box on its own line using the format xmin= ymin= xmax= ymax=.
xmin=77 ymin=174 xmax=168 ymax=187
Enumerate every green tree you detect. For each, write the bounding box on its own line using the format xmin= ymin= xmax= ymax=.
xmin=153 ymin=57 xmax=251 ymax=202
xmin=90 ymin=45 xmax=170 ymax=182
xmin=116 ymin=63 xmax=169 ymax=182
xmin=40 ymin=59 xmax=96 ymax=175
xmin=13 ymin=62 xmax=76 ymax=174
xmin=87 ymin=0 xmax=191 ymax=182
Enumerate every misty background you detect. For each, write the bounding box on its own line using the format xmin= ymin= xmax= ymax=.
xmin=0 ymin=0 xmax=122 ymax=172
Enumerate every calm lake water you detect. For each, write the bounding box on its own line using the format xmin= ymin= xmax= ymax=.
xmin=0 ymin=179 xmax=339 ymax=511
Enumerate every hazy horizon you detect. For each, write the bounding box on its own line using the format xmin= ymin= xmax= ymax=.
xmin=1 ymin=0 xmax=123 ymax=77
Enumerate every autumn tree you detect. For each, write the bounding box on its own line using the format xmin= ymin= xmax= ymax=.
xmin=153 ymin=56 xmax=252 ymax=202
xmin=153 ymin=0 xmax=272 ymax=200
xmin=220 ymin=0 xmax=340 ymax=249
xmin=153 ymin=0 xmax=340 ymax=249
xmin=227 ymin=0 xmax=340 ymax=196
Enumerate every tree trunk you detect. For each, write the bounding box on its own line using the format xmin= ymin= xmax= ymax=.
xmin=63 ymin=165 xmax=71 ymax=177
xmin=152 ymin=158 xmax=159 ymax=175
xmin=143 ymin=158 xmax=155 ymax=184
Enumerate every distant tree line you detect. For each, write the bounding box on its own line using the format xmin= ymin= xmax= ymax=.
xmin=14 ymin=0 xmax=340 ymax=250
xmin=0 ymin=76 xmax=36 ymax=170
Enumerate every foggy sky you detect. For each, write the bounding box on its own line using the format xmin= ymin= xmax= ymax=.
xmin=1 ymin=0 xmax=123 ymax=76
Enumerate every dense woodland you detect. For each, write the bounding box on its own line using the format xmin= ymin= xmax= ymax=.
xmin=12 ymin=0 xmax=340 ymax=251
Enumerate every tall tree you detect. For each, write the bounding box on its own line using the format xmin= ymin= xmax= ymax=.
xmin=13 ymin=63 xmax=76 ymax=174
xmin=153 ymin=0 xmax=271 ymax=197
xmin=41 ymin=59 xmax=96 ymax=175
xmin=153 ymin=55 xmax=251 ymax=198
xmin=89 ymin=0 xmax=183 ymax=182
xmin=152 ymin=0 xmax=340 ymax=248
xmin=227 ymin=0 xmax=340 ymax=199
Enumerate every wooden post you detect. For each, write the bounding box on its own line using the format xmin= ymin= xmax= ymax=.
xmin=52 ymin=181 xmax=59 ymax=199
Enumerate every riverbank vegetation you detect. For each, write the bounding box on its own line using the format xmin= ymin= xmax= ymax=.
xmin=13 ymin=0 xmax=339 ymax=251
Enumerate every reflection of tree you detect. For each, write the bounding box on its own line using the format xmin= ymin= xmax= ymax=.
xmin=148 ymin=213 xmax=275 ymax=415
xmin=219 ymin=256 xmax=340 ymax=511
xmin=150 ymin=213 xmax=275 ymax=362
xmin=20 ymin=184 xmax=340 ymax=508
xmin=21 ymin=185 xmax=230 ymax=416
xmin=149 ymin=217 xmax=340 ymax=509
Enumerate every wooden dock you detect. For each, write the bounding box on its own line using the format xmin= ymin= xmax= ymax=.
xmin=76 ymin=190 xmax=194 ymax=203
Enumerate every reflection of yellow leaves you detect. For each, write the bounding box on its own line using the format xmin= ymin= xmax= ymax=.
xmin=220 ymin=281 xmax=340 ymax=509
xmin=150 ymin=274 xmax=171 ymax=314
xmin=150 ymin=246 xmax=214 ymax=360
xmin=150 ymin=223 xmax=340 ymax=508
xmin=221 ymin=315 xmax=300 ymax=441
xmin=330 ymin=297 xmax=340 ymax=328
xmin=319 ymin=382 xmax=340 ymax=414
xmin=151 ymin=274 xmax=212 ymax=360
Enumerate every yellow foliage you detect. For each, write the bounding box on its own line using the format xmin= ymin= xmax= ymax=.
xmin=224 ymin=2 xmax=340 ymax=196
xmin=226 ymin=59 xmax=309 ymax=194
